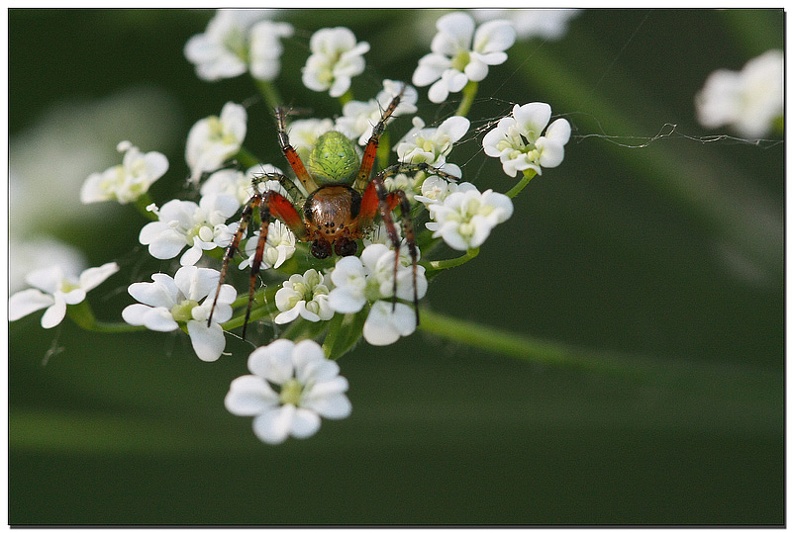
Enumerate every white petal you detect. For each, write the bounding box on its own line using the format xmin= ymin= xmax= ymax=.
xmin=60 ymin=288 xmax=86 ymax=305
xmin=427 ymin=79 xmax=450 ymax=104
xmin=289 ymin=408 xmax=322 ymax=439
xmin=467 ymin=216 xmax=496 ymax=248
xmin=147 ymin=232 xmax=188 ymax=260
xmin=252 ymin=405 xmax=294 ymax=444
xmin=514 ymin=102 xmax=552 ymax=138
xmin=443 ymin=69 xmax=469 ymax=93
xmin=545 ymin=118 xmax=572 ymax=145
xmin=327 ymin=287 xmax=366 ymax=314
xmin=473 ymin=19 xmax=516 ymax=54
xmin=412 ymin=54 xmax=450 ymax=86
xmin=122 ymin=303 xmax=156 ymax=327
xmin=40 ymin=297 xmax=67 ymax=329
xmin=179 ymin=241 xmax=204 ymax=267
xmin=434 ymin=12 xmax=475 ymax=54
xmin=225 ymin=375 xmax=279 ymax=416
xmin=248 ymin=339 xmax=295 ymax=384
xmin=463 ymin=58 xmax=489 ymax=82
xmin=25 ymin=266 xmax=63 ymax=294
xmin=128 ymin=274 xmax=179 ymax=308
xmin=80 ymin=173 xmax=109 ymax=204
xmin=9 ymin=289 xmax=54 ymax=321
xmin=535 ymin=138 xmax=566 ymax=168
xmin=363 ymin=301 xmax=417 ymax=346
xmin=78 ymin=262 xmax=119 ymax=292
xmin=292 ymin=341 xmax=335 ymax=383
xmin=307 ymin=392 xmax=352 ymax=420
xmin=174 ymin=266 xmax=218 ymax=302
xmin=186 ymin=320 xmax=226 ymax=362
xmin=274 ymin=302 xmax=303 ymax=324
xmin=142 ymin=307 xmax=180 ymax=332
xmin=440 ymin=116 xmax=471 ymax=143
xmin=303 ymin=377 xmax=351 ymax=419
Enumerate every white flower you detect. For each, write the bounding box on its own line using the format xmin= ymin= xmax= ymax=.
xmin=122 ymin=266 xmax=237 ymax=362
xmin=9 ymin=262 xmax=119 ymax=329
xmin=186 ymin=102 xmax=247 ymax=184
xmin=414 ymin=175 xmax=476 ymax=206
xmin=225 ymin=339 xmax=351 ymax=444
xmin=200 ymin=165 xmax=287 ymax=208
xmin=335 ymin=80 xmax=418 ymax=145
xmin=10 ymin=237 xmax=86 ymax=294
xmin=413 ymin=12 xmax=516 ymax=103
xmin=328 ymin=244 xmax=427 ymax=346
xmin=302 ymin=27 xmax=370 ymax=98
xmin=138 ymin=194 xmax=240 ymax=266
xmin=696 ymin=49 xmax=783 ymax=138
xmin=184 ymin=10 xmax=268 ymax=81
xmin=471 ymin=9 xmax=580 ymax=40
xmin=395 ymin=115 xmax=470 ymax=172
xmin=274 ymin=269 xmax=334 ymax=325
xmin=81 ymin=141 xmax=168 ymax=205
xmin=249 ymin=20 xmax=294 ymax=81
xmin=482 ymin=102 xmax=571 ymax=177
xmin=238 ymin=220 xmax=297 ymax=272
xmin=426 ymin=186 xmax=514 ymax=251
xmin=363 ymin=301 xmax=419 ymax=347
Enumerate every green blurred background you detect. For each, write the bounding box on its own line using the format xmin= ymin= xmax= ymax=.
xmin=9 ymin=9 xmax=784 ymax=525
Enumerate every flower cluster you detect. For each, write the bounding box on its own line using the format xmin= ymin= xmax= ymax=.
xmin=10 ymin=9 xmax=573 ymax=446
xmin=81 ymin=141 xmax=168 ymax=205
xmin=483 ymin=102 xmax=571 ymax=178
xmin=413 ymin=12 xmax=516 ymax=104
xmin=10 ymin=262 xmax=119 ymax=329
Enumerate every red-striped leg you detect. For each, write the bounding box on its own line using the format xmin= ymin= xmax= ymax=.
xmin=208 ymin=190 xmax=306 ymax=339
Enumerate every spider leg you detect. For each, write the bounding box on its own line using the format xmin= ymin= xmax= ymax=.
xmin=208 ymin=190 xmax=307 ymax=340
xmin=353 ymin=84 xmax=407 ymax=192
xmin=252 ymin=171 xmax=307 ymax=205
xmin=208 ymin=194 xmax=261 ymax=328
xmin=275 ymin=107 xmax=319 ymax=195
xmin=377 ymin=161 xmax=460 ymax=184
xmin=360 ymin=175 xmax=421 ymax=325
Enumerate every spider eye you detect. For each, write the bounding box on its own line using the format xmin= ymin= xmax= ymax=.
xmin=334 ymin=238 xmax=358 ymax=257
xmin=311 ymin=239 xmax=332 ymax=259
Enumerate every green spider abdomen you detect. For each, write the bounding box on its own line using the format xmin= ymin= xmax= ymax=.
xmin=307 ymin=131 xmax=361 ymax=186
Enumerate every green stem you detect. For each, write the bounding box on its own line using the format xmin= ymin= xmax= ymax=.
xmin=505 ymin=169 xmax=537 ymax=199
xmin=235 ymin=146 xmax=261 ymax=169
xmin=255 ymin=79 xmax=283 ymax=111
xmin=338 ymin=90 xmax=354 ymax=106
xmin=427 ymin=247 xmax=479 ymax=272
xmin=222 ymin=298 xmax=278 ymax=332
xmin=133 ymin=193 xmax=158 ymax=221
xmin=67 ymin=301 xmax=146 ymax=334
xmin=418 ymin=308 xmax=649 ymax=379
xmin=455 ymin=81 xmax=478 ymax=117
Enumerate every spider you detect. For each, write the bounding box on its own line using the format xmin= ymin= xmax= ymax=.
xmin=208 ymin=85 xmax=456 ymax=339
